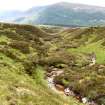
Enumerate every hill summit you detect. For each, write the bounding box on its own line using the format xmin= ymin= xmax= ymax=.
xmin=0 ymin=2 xmax=105 ymax=26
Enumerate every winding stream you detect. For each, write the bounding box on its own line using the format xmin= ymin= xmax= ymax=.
xmin=46 ymin=69 xmax=98 ymax=105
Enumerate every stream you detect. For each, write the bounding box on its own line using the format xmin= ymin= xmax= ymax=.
xmin=46 ymin=69 xmax=98 ymax=105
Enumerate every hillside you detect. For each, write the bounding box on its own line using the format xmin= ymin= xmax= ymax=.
xmin=0 ymin=23 xmax=105 ymax=105
xmin=14 ymin=2 xmax=105 ymax=26
xmin=1 ymin=2 xmax=105 ymax=26
xmin=0 ymin=23 xmax=83 ymax=105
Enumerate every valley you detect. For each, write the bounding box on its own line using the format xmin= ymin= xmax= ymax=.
xmin=0 ymin=23 xmax=105 ymax=105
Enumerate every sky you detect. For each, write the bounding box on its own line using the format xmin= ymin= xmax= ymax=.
xmin=0 ymin=0 xmax=105 ymax=11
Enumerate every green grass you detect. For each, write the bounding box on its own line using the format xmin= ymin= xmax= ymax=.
xmin=0 ymin=23 xmax=105 ymax=105
xmin=68 ymin=40 xmax=105 ymax=64
xmin=0 ymin=35 xmax=11 ymax=42
xmin=0 ymin=65 xmax=83 ymax=105
xmin=0 ymin=23 xmax=83 ymax=105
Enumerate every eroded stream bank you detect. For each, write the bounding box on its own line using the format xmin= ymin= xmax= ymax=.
xmin=45 ymin=67 xmax=98 ymax=105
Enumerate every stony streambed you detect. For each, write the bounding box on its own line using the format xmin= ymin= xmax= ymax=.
xmin=46 ymin=68 xmax=98 ymax=105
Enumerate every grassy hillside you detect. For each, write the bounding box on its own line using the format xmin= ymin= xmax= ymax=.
xmin=14 ymin=2 xmax=105 ymax=26
xmin=0 ymin=23 xmax=105 ymax=105
xmin=56 ymin=27 xmax=105 ymax=104
xmin=0 ymin=23 xmax=83 ymax=105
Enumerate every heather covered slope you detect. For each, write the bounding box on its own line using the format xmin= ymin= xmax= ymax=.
xmin=0 ymin=23 xmax=83 ymax=105
xmin=0 ymin=23 xmax=105 ymax=105
xmin=56 ymin=27 xmax=105 ymax=104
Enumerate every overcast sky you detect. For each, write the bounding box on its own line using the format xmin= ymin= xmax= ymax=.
xmin=0 ymin=0 xmax=105 ymax=11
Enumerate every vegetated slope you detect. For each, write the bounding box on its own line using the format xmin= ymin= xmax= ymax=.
xmin=14 ymin=2 xmax=105 ymax=26
xmin=0 ymin=23 xmax=105 ymax=105
xmin=1 ymin=2 xmax=105 ymax=26
xmin=0 ymin=23 xmax=83 ymax=105
xmin=55 ymin=27 xmax=105 ymax=105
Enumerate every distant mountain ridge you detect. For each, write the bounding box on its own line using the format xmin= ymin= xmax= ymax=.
xmin=0 ymin=10 xmax=24 ymax=22
xmin=1 ymin=2 xmax=105 ymax=26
